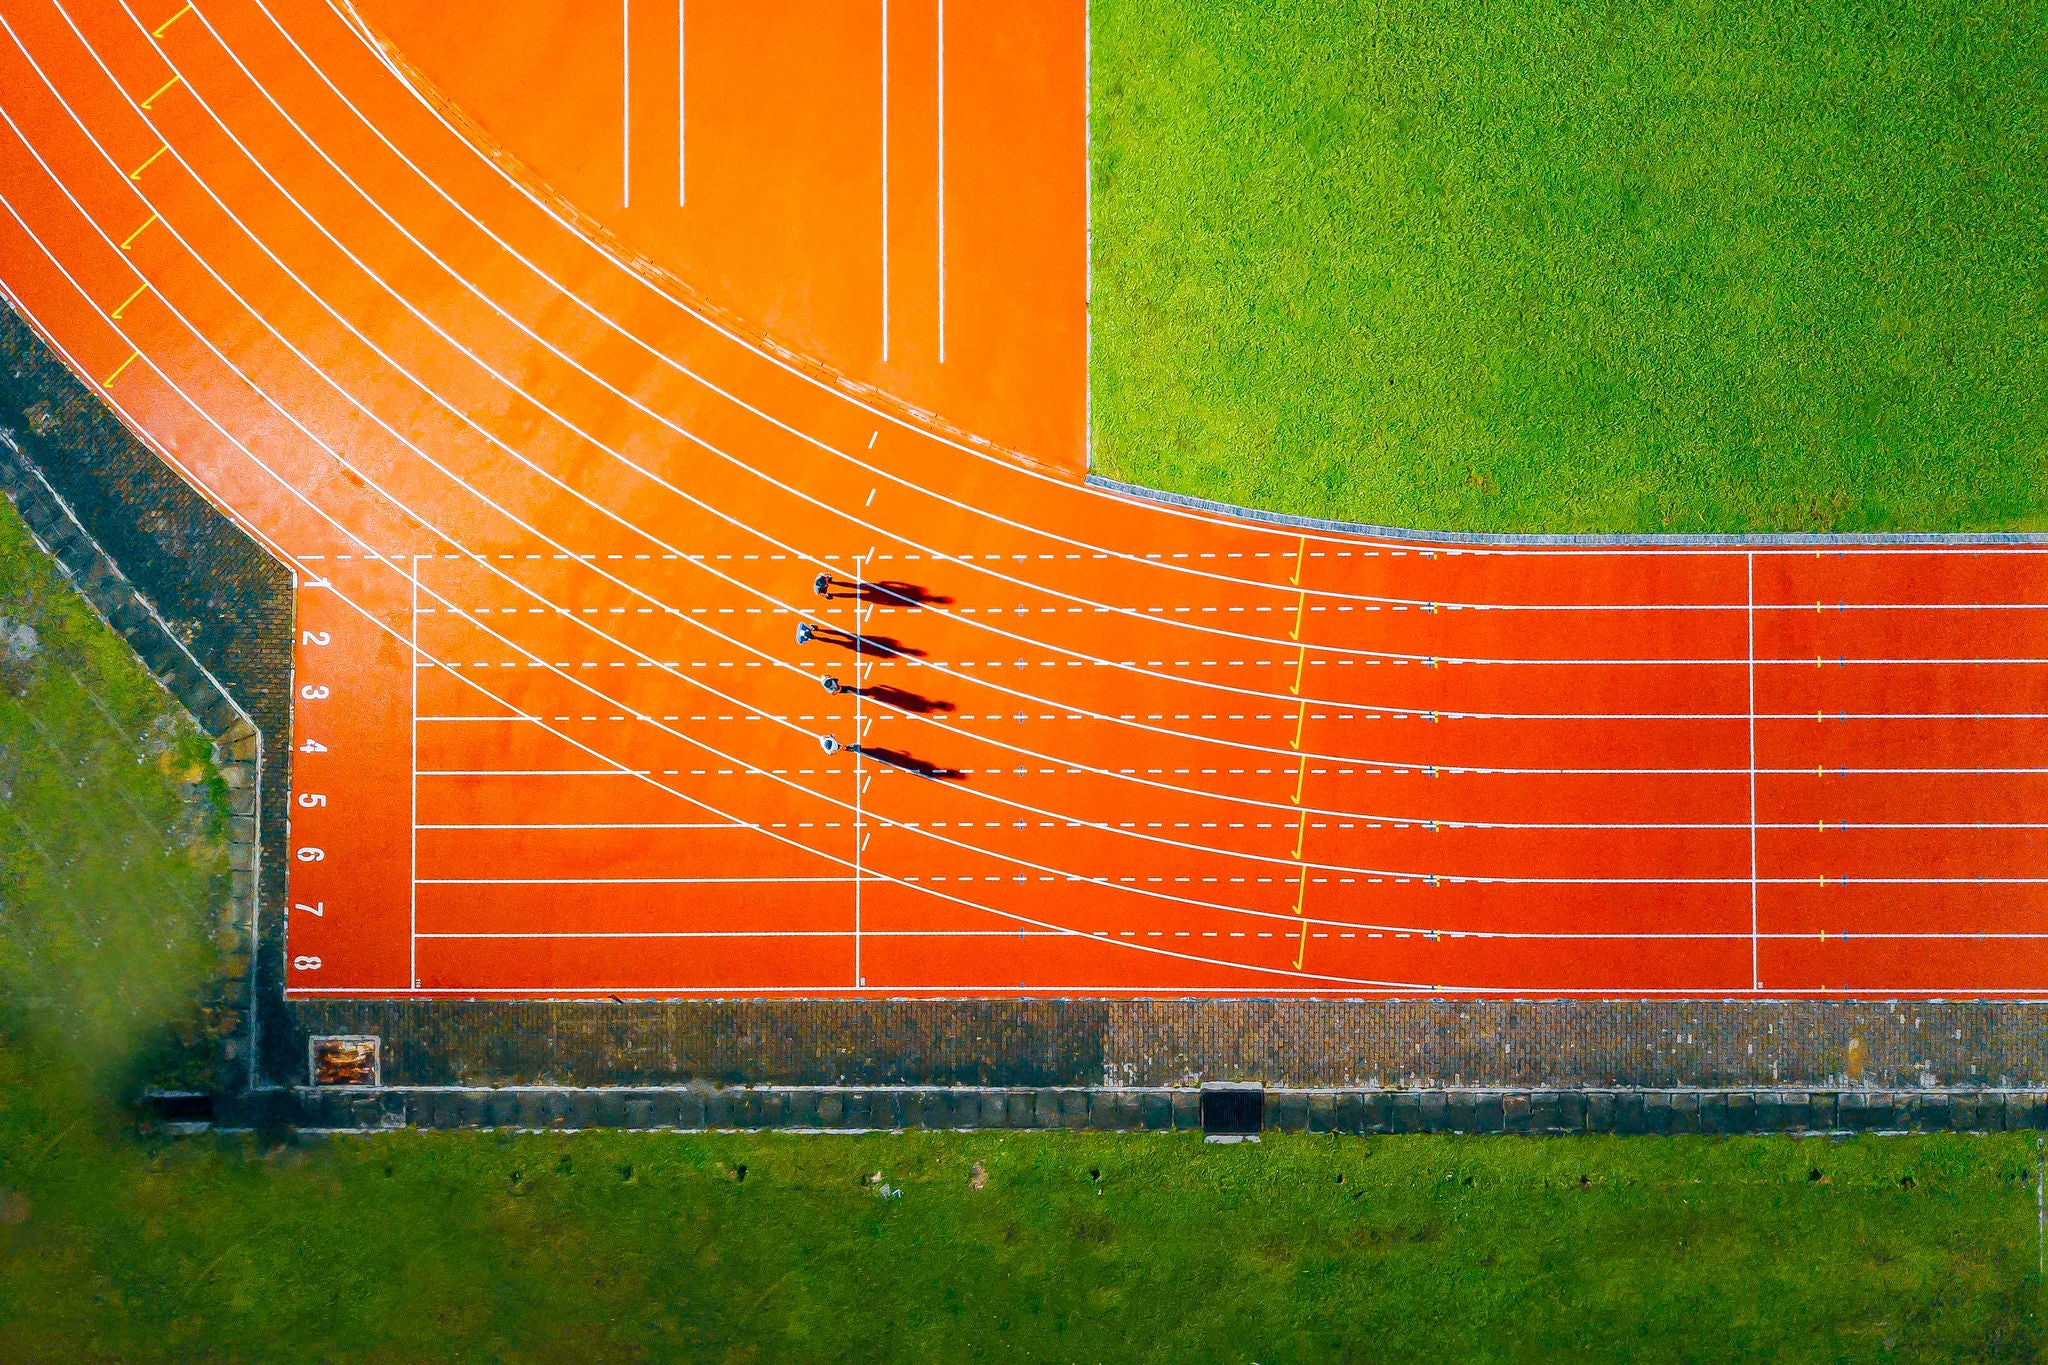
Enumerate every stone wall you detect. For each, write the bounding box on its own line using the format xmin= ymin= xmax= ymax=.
xmin=224 ymin=1083 xmax=2048 ymax=1138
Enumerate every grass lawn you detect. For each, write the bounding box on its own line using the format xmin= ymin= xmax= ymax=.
xmin=1090 ymin=0 xmax=2048 ymax=535
xmin=4 ymin=493 xmax=2047 ymax=1359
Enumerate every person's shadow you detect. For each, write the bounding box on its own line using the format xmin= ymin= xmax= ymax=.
xmin=800 ymin=623 xmax=926 ymax=658
xmin=855 ymin=684 xmax=953 ymax=714
xmin=818 ymin=575 xmax=953 ymax=607
xmin=851 ymin=744 xmax=966 ymax=781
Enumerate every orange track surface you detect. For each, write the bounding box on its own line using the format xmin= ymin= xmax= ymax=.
xmin=2 ymin=0 xmax=2044 ymax=999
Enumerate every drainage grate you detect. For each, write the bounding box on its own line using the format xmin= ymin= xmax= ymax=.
xmin=144 ymin=1090 xmax=214 ymax=1124
xmin=1200 ymin=1082 xmax=1264 ymax=1142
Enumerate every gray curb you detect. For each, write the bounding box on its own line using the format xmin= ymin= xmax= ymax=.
xmin=1084 ymin=473 xmax=2048 ymax=547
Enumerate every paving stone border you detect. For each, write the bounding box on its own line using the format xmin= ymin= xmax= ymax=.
xmin=217 ymin=1085 xmax=2048 ymax=1138
xmin=284 ymin=997 xmax=2048 ymax=1093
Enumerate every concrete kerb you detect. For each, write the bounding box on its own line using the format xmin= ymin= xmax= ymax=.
xmin=210 ymin=1086 xmax=2048 ymax=1137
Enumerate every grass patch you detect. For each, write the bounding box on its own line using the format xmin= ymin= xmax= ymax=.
xmin=0 ymin=496 xmax=225 ymax=1097
xmin=3 ymin=1114 xmax=2043 ymax=1359
xmin=1091 ymin=0 xmax=2048 ymax=534
xmin=1 ymin=492 xmax=2045 ymax=1358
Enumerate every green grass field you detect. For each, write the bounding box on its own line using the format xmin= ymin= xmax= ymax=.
xmin=1090 ymin=0 xmax=2048 ymax=534
xmin=5 ymin=494 xmax=2048 ymax=1358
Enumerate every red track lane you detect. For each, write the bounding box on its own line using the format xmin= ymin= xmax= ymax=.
xmin=2 ymin=0 xmax=2043 ymax=998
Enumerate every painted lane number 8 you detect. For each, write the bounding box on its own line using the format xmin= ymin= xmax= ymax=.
xmin=293 ymin=955 xmax=322 ymax=970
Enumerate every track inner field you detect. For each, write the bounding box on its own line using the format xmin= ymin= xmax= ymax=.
xmin=0 ymin=0 xmax=2042 ymax=997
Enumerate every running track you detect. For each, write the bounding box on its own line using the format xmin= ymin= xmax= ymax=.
xmin=3 ymin=0 xmax=2044 ymax=999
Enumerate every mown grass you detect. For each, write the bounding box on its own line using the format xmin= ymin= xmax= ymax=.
xmin=1090 ymin=0 xmax=2048 ymax=534
xmin=3 ymin=493 xmax=2046 ymax=1360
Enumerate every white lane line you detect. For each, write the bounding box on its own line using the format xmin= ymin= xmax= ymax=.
xmin=688 ymin=0 xmax=696 ymax=205
xmin=676 ymin=0 xmax=684 ymax=206
xmin=936 ymin=0 xmax=945 ymax=363
xmin=406 ymin=928 xmax=2048 ymax=942
xmin=418 ymin=822 xmax=746 ymax=830
xmin=419 ymin=877 xmax=853 ymax=885
xmin=880 ymin=0 xmax=890 ymax=362
xmin=1748 ymin=551 xmax=1758 ymax=990
xmin=621 ymin=0 xmax=632 ymax=208
xmin=293 ymin=985 xmax=2048 ymax=997
xmin=410 ymin=550 xmax=419 ymax=988
xmin=418 ymin=769 xmax=639 ymax=776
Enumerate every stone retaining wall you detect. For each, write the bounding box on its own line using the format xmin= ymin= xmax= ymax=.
xmin=222 ymin=1085 xmax=2048 ymax=1138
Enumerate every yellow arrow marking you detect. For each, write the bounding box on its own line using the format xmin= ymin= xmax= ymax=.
xmin=119 ymin=212 xmax=159 ymax=250
xmin=128 ymin=144 xmax=170 ymax=180
xmin=1291 ymin=810 xmax=1307 ymax=860
xmin=110 ymin=282 xmax=150 ymax=319
xmin=1289 ymin=535 xmax=1306 ymax=586
xmin=153 ymin=3 xmax=193 ymax=38
xmin=1290 ymin=754 xmax=1307 ymax=805
xmin=1289 ymin=698 xmax=1306 ymax=751
xmin=140 ymin=74 xmax=182 ymax=109
xmin=101 ymin=349 xmax=140 ymax=389
xmin=1288 ymin=644 xmax=1305 ymax=696
xmin=1288 ymin=590 xmax=1306 ymax=641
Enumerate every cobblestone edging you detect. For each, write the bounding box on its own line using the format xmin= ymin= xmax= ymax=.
xmin=223 ymin=1085 xmax=2048 ymax=1138
xmin=285 ymin=998 xmax=2048 ymax=1094
xmin=0 ymin=429 xmax=265 ymax=1086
